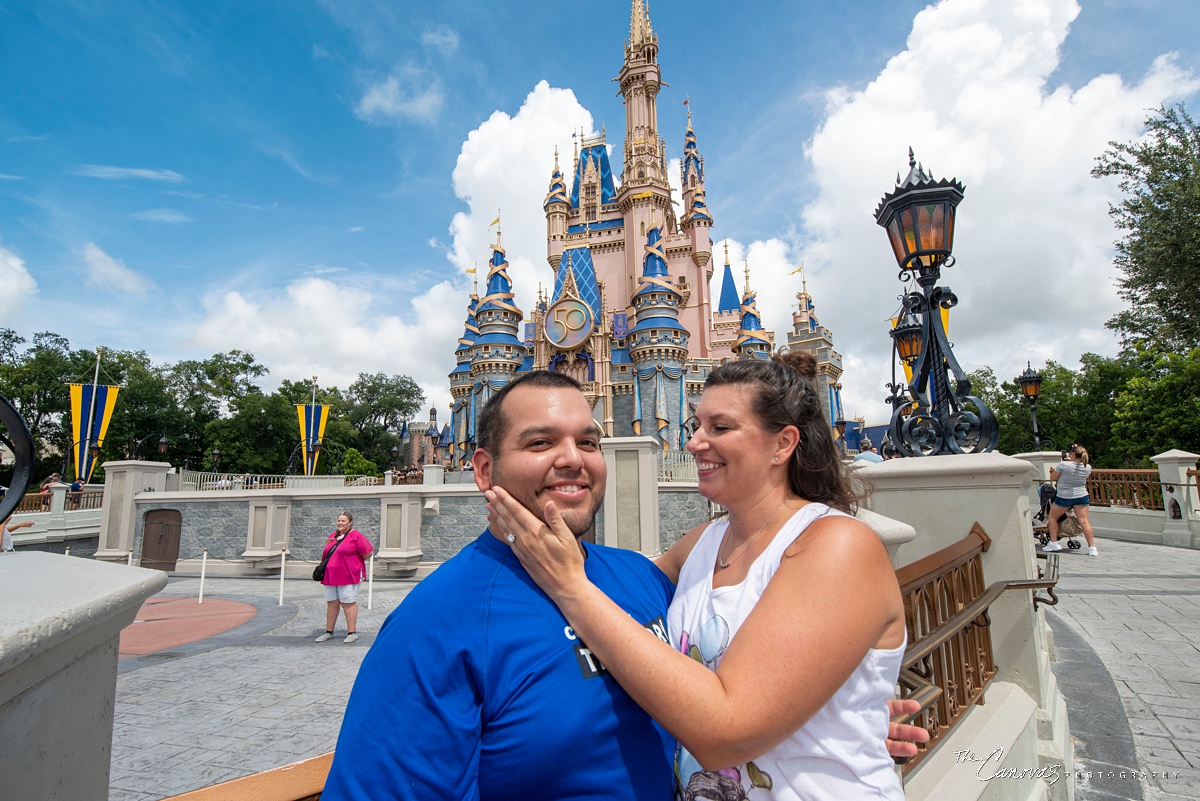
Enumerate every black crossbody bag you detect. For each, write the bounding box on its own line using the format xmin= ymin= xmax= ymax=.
xmin=312 ymin=535 xmax=343 ymax=582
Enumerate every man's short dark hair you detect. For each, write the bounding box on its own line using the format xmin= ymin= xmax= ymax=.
xmin=475 ymin=371 xmax=584 ymax=455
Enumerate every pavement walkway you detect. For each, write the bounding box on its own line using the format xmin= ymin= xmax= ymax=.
xmin=1046 ymin=538 xmax=1200 ymax=801
xmin=108 ymin=539 xmax=1200 ymax=800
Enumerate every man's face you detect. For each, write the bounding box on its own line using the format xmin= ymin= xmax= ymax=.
xmin=473 ymin=385 xmax=606 ymax=540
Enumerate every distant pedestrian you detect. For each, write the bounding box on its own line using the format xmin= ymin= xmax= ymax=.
xmin=1043 ymin=444 xmax=1098 ymax=556
xmin=315 ymin=512 xmax=374 ymax=643
xmin=2 ymin=513 xmax=34 ymax=552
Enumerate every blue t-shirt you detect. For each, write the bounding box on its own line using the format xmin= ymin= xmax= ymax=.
xmin=323 ymin=531 xmax=677 ymax=801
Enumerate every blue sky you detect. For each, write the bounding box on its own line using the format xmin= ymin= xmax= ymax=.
xmin=2 ymin=0 xmax=1198 ymax=421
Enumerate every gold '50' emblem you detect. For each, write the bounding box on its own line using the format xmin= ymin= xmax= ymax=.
xmin=546 ymin=298 xmax=594 ymax=350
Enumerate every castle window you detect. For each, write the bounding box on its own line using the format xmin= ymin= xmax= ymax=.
xmin=585 ymin=185 xmax=597 ymax=201
xmin=586 ymin=208 xmax=597 ymax=222
xmin=619 ymin=366 xmax=628 ymax=373
xmin=689 ymin=175 xmax=696 ymax=188
xmin=638 ymin=169 xmax=645 ymax=179
xmin=505 ymin=346 xmax=512 ymax=353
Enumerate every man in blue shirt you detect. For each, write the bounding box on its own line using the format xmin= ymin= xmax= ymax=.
xmin=323 ymin=372 xmax=676 ymax=800
xmin=323 ymin=372 xmax=924 ymax=799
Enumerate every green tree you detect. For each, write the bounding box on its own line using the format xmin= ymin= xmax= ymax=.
xmin=343 ymin=372 xmax=424 ymax=468
xmin=166 ymin=351 xmax=268 ymax=470
xmin=339 ymin=447 xmax=379 ymax=477
xmin=1110 ymin=348 xmax=1200 ymax=464
xmin=1093 ymin=104 xmax=1200 ymax=351
xmin=205 ymin=390 xmax=296 ymax=475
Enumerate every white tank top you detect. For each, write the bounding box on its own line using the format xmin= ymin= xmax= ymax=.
xmin=668 ymin=503 xmax=906 ymax=800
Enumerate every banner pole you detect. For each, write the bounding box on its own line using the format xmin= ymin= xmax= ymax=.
xmin=127 ymin=548 xmax=133 ymax=566
xmin=198 ymin=548 xmax=208 ymax=604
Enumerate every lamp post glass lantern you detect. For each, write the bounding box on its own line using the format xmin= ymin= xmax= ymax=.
xmin=875 ymin=149 xmax=998 ymax=457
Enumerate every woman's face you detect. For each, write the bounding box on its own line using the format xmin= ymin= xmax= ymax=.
xmin=335 ymin=515 xmax=351 ymax=533
xmin=686 ymin=383 xmax=788 ymax=505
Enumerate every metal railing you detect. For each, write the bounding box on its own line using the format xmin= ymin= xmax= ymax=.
xmin=177 ymin=470 xmax=381 ymax=491
xmin=1086 ymin=469 xmax=1164 ymax=510
xmin=892 ymin=523 xmax=1059 ymax=772
xmin=68 ymin=490 xmax=105 ymax=510
xmin=658 ymin=451 xmax=698 ymax=483
xmin=11 ymin=492 xmax=50 ymax=513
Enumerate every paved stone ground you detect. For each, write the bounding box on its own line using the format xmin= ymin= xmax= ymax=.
xmin=109 ymin=539 xmax=1200 ymax=800
xmin=109 ymin=576 xmax=417 ymax=801
xmin=1047 ymin=538 xmax=1200 ymax=801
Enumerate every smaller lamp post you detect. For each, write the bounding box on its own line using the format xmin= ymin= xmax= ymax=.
xmin=1016 ymin=362 xmax=1046 ymax=451
xmin=62 ymin=439 xmax=102 ymax=478
xmin=210 ymin=447 xmax=221 ymax=468
xmin=133 ymin=432 xmax=170 ymax=459
xmin=390 ymin=444 xmax=400 ymax=467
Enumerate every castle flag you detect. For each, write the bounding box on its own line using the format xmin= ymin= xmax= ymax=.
xmin=68 ymin=383 xmax=120 ymax=483
xmin=297 ymin=403 xmax=330 ymax=476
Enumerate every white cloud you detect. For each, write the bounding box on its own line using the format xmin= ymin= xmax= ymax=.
xmin=447 ymin=80 xmax=594 ymax=316
xmin=188 ymin=277 xmax=463 ymax=415
xmin=82 ymin=243 xmax=154 ymax=295
xmin=72 ymin=165 xmax=186 ymax=182
xmin=187 ymin=82 xmax=595 ymax=416
xmin=773 ymin=0 xmax=1200 ymax=423
xmin=421 ymin=25 xmax=459 ymax=55
xmin=355 ymin=65 xmax=444 ymax=124
xmin=132 ymin=208 xmax=193 ymax=223
xmin=0 ymin=244 xmax=39 ymax=321
xmin=347 ymin=226 xmax=365 ymax=233
xmin=0 ymin=173 xmax=25 ymax=181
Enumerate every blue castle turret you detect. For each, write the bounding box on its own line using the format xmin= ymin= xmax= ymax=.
xmin=629 ymin=222 xmax=691 ymax=449
xmin=732 ymin=261 xmax=771 ymax=361
xmin=448 ymin=283 xmax=480 ymax=465
xmin=461 ymin=233 xmax=525 ymax=458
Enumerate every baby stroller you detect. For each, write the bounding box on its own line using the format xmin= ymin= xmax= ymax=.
xmin=1034 ymin=483 xmax=1083 ymax=550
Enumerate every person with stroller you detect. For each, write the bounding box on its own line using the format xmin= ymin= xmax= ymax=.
xmin=1043 ymin=444 xmax=1098 ymax=556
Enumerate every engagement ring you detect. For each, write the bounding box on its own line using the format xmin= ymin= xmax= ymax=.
xmin=506 ymin=533 xmax=516 ymax=544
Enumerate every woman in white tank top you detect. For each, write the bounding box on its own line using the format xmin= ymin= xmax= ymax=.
xmin=490 ymin=353 xmax=913 ymax=799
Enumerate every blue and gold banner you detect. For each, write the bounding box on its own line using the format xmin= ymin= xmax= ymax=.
xmin=297 ymin=404 xmax=330 ymax=476
xmin=69 ymin=383 xmax=120 ymax=483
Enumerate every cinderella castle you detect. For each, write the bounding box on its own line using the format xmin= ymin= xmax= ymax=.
xmin=438 ymin=1 xmax=845 ymax=465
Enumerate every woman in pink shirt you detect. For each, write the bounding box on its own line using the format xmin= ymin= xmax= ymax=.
xmin=315 ymin=512 xmax=373 ymax=644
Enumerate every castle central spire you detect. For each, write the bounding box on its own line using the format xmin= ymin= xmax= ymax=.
xmin=619 ymin=0 xmax=664 ymax=189
xmin=629 ymin=0 xmax=652 ymax=47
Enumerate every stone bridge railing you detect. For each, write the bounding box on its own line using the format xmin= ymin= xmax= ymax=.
xmin=4 ymin=483 xmax=104 ymax=556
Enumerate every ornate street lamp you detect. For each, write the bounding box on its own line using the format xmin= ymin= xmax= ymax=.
xmin=874 ymin=149 xmax=998 ymax=457
xmin=133 ymin=432 xmax=170 ymax=458
xmin=1016 ymin=363 xmax=1053 ymax=451
xmin=834 ymin=417 xmax=847 ymax=455
xmin=210 ymin=447 xmax=221 ymax=468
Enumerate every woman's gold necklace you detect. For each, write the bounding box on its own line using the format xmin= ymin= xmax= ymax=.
xmin=717 ymin=497 xmax=790 ymax=570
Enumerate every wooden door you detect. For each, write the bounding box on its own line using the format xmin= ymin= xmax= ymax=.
xmin=141 ymin=509 xmax=182 ymax=571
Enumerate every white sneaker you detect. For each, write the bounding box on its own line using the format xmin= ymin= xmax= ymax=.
xmin=314 ymin=632 xmax=333 ymax=642
xmin=1042 ymin=542 xmax=1062 ymax=552
xmin=1087 ymin=546 xmax=1099 ymax=557
xmin=344 ymin=632 xmax=359 ymax=644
